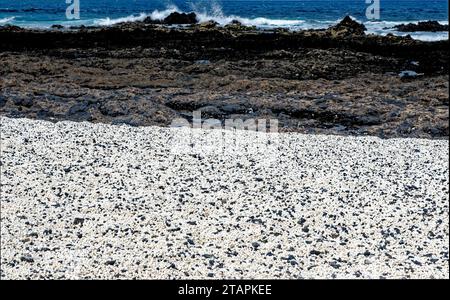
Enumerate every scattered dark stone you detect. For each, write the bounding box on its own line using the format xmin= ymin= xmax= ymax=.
xmin=51 ymin=24 xmax=64 ymax=29
xmin=73 ymin=217 xmax=85 ymax=226
xmin=310 ymin=250 xmax=321 ymax=255
xmin=283 ymin=254 xmax=296 ymax=261
xmin=363 ymin=250 xmax=371 ymax=257
xmin=20 ymin=254 xmax=34 ymax=263
xmin=252 ymin=242 xmax=260 ymax=250
xmin=169 ymin=262 xmax=177 ymax=269
xmin=168 ymin=227 xmax=181 ymax=232
xmin=250 ymin=217 xmax=264 ymax=225
xmin=105 ymin=260 xmax=116 ymax=266
xmin=329 ymin=261 xmax=341 ymax=269
xmin=412 ymin=260 xmax=423 ymax=266
xmin=187 ymin=238 xmax=195 ymax=245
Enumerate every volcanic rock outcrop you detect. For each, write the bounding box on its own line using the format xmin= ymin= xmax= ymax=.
xmin=327 ymin=16 xmax=367 ymax=36
xmin=393 ymin=21 xmax=449 ymax=32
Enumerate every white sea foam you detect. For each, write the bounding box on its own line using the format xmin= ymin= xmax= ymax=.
xmin=92 ymin=5 xmax=180 ymax=26
xmin=190 ymin=2 xmax=305 ymax=27
xmin=148 ymin=5 xmax=180 ymax=20
xmin=94 ymin=12 xmax=149 ymax=26
xmin=0 ymin=16 xmax=15 ymax=24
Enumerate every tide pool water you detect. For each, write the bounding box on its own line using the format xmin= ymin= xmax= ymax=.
xmin=0 ymin=0 xmax=448 ymax=41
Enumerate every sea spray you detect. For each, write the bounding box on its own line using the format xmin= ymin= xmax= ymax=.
xmin=0 ymin=16 xmax=15 ymax=24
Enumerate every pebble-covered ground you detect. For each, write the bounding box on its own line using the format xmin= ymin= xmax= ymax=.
xmin=0 ymin=117 xmax=448 ymax=279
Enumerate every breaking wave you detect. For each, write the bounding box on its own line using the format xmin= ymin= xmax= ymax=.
xmin=92 ymin=5 xmax=305 ymax=28
xmin=94 ymin=12 xmax=149 ymax=26
xmin=94 ymin=5 xmax=180 ymax=26
xmin=0 ymin=16 xmax=15 ymax=24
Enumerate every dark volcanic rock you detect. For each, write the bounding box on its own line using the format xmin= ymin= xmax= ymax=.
xmin=67 ymin=102 xmax=89 ymax=115
xmin=99 ymin=101 xmax=129 ymax=117
xmin=0 ymin=22 xmax=448 ymax=139
xmin=224 ymin=20 xmax=254 ymax=31
xmin=393 ymin=21 xmax=449 ymax=32
xmin=143 ymin=12 xmax=198 ymax=25
xmin=12 ymin=97 xmax=33 ymax=108
xmin=328 ymin=16 xmax=366 ymax=36
xmin=0 ymin=96 xmax=6 ymax=108
xmin=199 ymin=20 xmax=219 ymax=29
xmin=163 ymin=12 xmax=197 ymax=25
xmin=0 ymin=24 xmax=23 ymax=32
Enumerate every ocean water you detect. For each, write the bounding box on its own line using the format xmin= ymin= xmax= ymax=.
xmin=0 ymin=0 xmax=448 ymax=41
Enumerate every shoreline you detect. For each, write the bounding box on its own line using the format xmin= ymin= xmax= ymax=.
xmin=1 ymin=9 xmax=448 ymax=41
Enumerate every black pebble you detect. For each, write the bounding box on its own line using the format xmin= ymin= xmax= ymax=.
xmin=73 ymin=218 xmax=84 ymax=225
xmin=105 ymin=260 xmax=116 ymax=266
xmin=21 ymin=254 xmax=34 ymax=263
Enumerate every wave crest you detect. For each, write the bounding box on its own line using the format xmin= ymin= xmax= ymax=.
xmin=0 ymin=16 xmax=16 ymax=24
xmin=92 ymin=5 xmax=305 ymax=28
xmin=94 ymin=13 xmax=148 ymax=26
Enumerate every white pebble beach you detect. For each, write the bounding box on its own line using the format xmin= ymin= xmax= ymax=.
xmin=0 ymin=117 xmax=448 ymax=279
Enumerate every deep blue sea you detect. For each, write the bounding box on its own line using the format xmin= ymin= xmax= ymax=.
xmin=0 ymin=0 xmax=448 ymax=40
